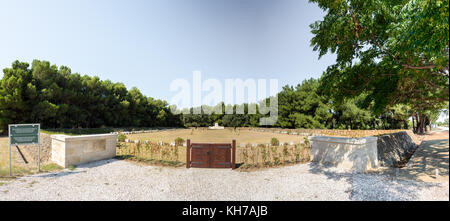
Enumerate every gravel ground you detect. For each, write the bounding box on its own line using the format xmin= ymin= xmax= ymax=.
xmin=0 ymin=159 xmax=448 ymax=201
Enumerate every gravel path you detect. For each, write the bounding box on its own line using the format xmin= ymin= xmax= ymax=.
xmin=0 ymin=159 xmax=447 ymax=201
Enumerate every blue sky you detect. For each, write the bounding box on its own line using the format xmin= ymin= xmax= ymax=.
xmin=0 ymin=0 xmax=336 ymax=103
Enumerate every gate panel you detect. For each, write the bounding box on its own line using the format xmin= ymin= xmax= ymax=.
xmin=186 ymin=139 xmax=236 ymax=169
xmin=210 ymin=144 xmax=231 ymax=168
xmin=190 ymin=144 xmax=210 ymax=168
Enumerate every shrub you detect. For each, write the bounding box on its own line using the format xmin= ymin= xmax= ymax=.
xmin=118 ymin=134 xmax=127 ymax=142
xmin=260 ymin=144 xmax=269 ymax=165
xmin=242 ymin=147 xmax=249 ymax=165
xmin=294 ymin=145 xmax=300 ymax=162
xmin=270 ymin=137 xmax=279 ymax=146
xmin=274 ymin=153 xmax=281 ymax=166
xmin=282 ymin=145 xmax=289 ymax=163
xmin=303 ymin=137 xmax=310 ymax=148
xmin=175 ymin=137 xmax=185 ymax=146
xmin=136 ymin=142 xmax=142 ymax=156
xmin=249 ymin=146 xmax=256 ymax=164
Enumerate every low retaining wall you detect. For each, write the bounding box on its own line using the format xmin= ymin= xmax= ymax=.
xmin=377 ymin=131 xmax=418 ymax=167
xmin=310 ymin=136 xmax=378 ymax=172
xmin=51 ymin=134 xmax=117 ymax=168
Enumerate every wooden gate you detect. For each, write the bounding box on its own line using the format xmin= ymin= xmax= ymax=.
xmin=186 ymin=139 xmax=236 ymax=169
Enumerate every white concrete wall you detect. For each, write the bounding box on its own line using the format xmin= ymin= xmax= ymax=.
xmin=309 ymin=136 xmax=378 ymax=173
xmin=51 ymin=134 xmax=117 ymax=168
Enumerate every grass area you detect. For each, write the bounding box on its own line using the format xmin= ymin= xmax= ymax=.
xmin=40 ymin=163 xmax=64 ymax=172
xmin=41 ymin=128 xmax=116 ymax=136
xmin=67 ymin=165 xmax=77 ymax=171
xmin=125 ymin=127 xmax=411 ymax=145
xmin=126 ymin=128 xmax=305 ymax=144
xmin=0 ymin=136 xmax=34 ymax=177
xmin=41 ymin=127 xmax=184 ymax=136
xmin=39 ymin=126 xmax=408 ymax=138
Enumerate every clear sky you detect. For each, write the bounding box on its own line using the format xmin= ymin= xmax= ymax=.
xmin=0 ymin=0 xmax=336 ymax=103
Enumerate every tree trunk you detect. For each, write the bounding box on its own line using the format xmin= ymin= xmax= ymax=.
xmin=425 ymin=115 xmax=431 ymax=133
xmin=417 ymin=112 xmax=425 ymax=134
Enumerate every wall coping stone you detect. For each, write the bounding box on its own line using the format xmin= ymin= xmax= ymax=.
xmin=309 ymin=136 xmax=378 ymax=145
xmin=51 ymin=134 xmax=117 ymax=142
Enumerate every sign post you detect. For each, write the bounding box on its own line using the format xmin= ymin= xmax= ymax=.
xmin=8 ymin=124 xmax=40 ymax=176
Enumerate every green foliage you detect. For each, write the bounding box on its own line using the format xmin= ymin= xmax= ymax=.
xmin=117 ymin=134 xmax=127 ymax=142
xmin=282 ymin=145 xmax=289 ymax=163
xmin=277 ymin=78 xmax=332 ymax=128
xmin=303 ymin=137 xmax=310 ymax=148
xmin=270 ymin=138 xmax=280 ymax=146
xmin=242 ymin=147 xmax=249 ymax=165
xmin=174 ymin=137 xmax=185 ymax=146
xmin=0 ymin=59 xmax=435 ymax=132
xmin=260 ymin=144 xmax=269 ymax=165
xmin=294 ymin=145 xmax=300 ymax=163
xmin=179 ymin=77 xmax=414 ymax=130
xmin=0 ymin=60 xmax=183 ymax=132
xmin=41 ymin=163 xmax=64 ymax=172
xmin=310 ymin=0 xmax=449 ymax=114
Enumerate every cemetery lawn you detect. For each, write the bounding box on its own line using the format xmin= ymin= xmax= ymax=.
xmin=125 ymin=128 xmax=304 ymax=145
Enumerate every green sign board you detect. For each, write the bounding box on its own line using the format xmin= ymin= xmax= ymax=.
xmin=9 ymin=124 xmax=40 ymax=145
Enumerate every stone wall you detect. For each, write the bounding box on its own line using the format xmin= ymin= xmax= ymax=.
xmin=377 ymin=131 xmax=418 ymax=167
xmin=51 ymin=134 xmax=117 ymax=168
xmin=12 ymin=133 xmax=52 ymax=165
xmin=309 ymin=136 xmax=378 ymax=172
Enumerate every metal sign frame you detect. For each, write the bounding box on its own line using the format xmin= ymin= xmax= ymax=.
xmin=8 ymin=123 xmax=40 ymax=176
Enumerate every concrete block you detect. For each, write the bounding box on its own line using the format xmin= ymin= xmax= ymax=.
xmin=51 ymin=134 xmax=117 ymax=168
xmin=310 ymin=136 xmax=378 ymax=172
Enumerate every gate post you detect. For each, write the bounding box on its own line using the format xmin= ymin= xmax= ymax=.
xmin=232 ymin=139 xmax=236 ymax=169
xmin=186 ymin=139 xmax=191 ymax=168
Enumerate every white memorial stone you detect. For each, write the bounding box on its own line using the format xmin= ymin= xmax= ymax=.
xmin=208 ymin=123 xmax=225 ymax=130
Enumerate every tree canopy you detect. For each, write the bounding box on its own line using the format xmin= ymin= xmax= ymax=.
xmin=0 ymin=60 xmax=182 ymax=132
xmin=0 ymin=60 xmax=429 ymax=133
xmin=310 ymin=0 xmax=449 ymax=114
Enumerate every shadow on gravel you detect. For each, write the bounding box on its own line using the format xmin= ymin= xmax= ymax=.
xmin=36 ymin=171 xmax=84 ymax=178
xmin=307 ymin=162 xmax=440 ymax=200
xmin=75 ymin=158 xmax=119 ymax=169
xmin=350 ymin=173 xmax=442 ymax=201
xmin=376 ymin=138 xmax=449 ymax=182
xmin=411 ymin=139 xmax=449 ymax=176
xmin=35 ymin=159 xmax=119 ymax=178
xmin=308 ymin=162 xmax=353 ymax=182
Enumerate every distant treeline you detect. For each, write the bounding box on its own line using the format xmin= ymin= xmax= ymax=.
xmin=0 ymin=60 xmax=182 ymax=132
xmin=0 ymin=60 xmax=436 ymax=133
xmin=181 ymin=79 xmax=417 ymax=130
